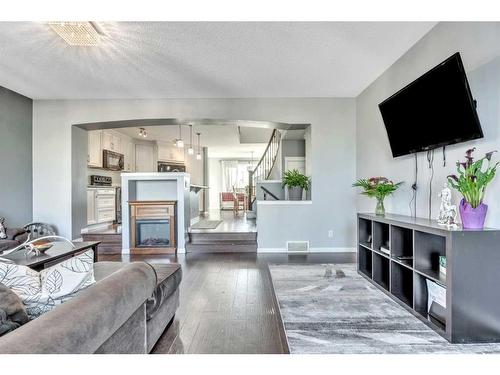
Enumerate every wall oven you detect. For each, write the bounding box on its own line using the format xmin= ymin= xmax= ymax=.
xmin=103 ymin=150 xmax=124 ymax=171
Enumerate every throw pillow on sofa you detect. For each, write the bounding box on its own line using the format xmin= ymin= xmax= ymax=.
xmin=0 ymin=218 xmax=7 ymax=239
xmin=0 ymin=250 xmax=95 ymax=319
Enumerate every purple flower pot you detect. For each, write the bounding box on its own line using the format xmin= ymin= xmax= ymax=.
xmin=459 ymin=199 xmax=488 ymax=229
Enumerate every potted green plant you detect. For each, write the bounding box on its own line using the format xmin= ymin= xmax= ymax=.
xmin=353 ymin=177 xmax=403 ymax=216
xmin=447 ymin=148 xmax=498 ymax=229
xmin=282 ymin=169 xmax=310 ymax=200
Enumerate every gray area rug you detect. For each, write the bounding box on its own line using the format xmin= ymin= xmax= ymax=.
xmin=269 ymin=263 xmax=500 ymax=354
xmin=191 ymin=220 xmax=223 ymax=229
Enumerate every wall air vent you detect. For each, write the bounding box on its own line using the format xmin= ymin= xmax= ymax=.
xmin=286 ymin=241 xmax=309 ymax=253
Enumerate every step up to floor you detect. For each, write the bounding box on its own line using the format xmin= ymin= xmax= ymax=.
xmin=189 ymin=231 xmax=257 ymax=244
xmin=187 ymin=231 xmax=257 ymax=253
xmin=186 ymin=243 xmax=257 ymax=253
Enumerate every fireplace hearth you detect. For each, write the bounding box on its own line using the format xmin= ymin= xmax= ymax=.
xmin=130 ymin=201 xmax=177 ymax=254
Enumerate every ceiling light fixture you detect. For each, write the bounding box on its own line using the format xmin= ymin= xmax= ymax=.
xmin=196 ymin=132 xmax=202 ymax=160
xmin=48 ymin=21 xmax=102 ymax=46
xmin=176 ymin=125 xmax=184 ymax=148
xmin=187 ymin=124 xmax=194 ymax=155
xmin=139 ymin=128 xmax=147 ymax=138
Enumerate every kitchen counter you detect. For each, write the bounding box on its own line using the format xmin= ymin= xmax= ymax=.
xmin=190 ymin=184 xmax=209 ymax=193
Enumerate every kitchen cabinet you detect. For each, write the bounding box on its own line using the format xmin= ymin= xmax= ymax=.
xmin=135 ymin=143 xmax=155 ymax=172
xmin=122 ymin=136 xmax=135 ymax=172
xmin=87 ymin=130 xmax=102 ymax=168
xmin=87 ymin=189 xmax=97 ymax=225
xmin=157 ymin=141 xmax=185 ymax=163
xmin=87 ymin=188 xmax=116 ymax=225
xmin=102 ymin=131 xmax=122 ymax=153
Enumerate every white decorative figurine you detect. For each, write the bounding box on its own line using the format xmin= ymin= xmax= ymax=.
xmin=437 ymin=182 xmax=458 ymax=229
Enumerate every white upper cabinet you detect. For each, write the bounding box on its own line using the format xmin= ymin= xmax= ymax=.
xmin=102 ymin=131 xmax=122 ymax=153
xmin=157 ymin=141 xmax=185 ymax=163
xmin=88 ymin=130 xmax=102 ymax=168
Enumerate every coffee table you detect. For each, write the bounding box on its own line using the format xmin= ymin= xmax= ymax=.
xmin=2 ymin=241 xmax=100 ymax=271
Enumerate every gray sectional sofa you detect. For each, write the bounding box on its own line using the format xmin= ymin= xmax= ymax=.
xmin=0 ymin=261 xmax=182 ymax=354
xmin=0 ymin=228 xmax=29 ymax=254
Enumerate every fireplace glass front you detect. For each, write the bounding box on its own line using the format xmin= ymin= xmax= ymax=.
xmin=136 ymin=218 xmax=171 ymax=247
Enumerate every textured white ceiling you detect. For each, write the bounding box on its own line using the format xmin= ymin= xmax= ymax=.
xmin=0 ymin=22 xmax=436 ymax=99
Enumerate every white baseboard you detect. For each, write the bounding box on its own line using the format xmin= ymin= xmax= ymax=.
xmin=257 ymin=247 xmax=356 ymax=253
xmin=310 ymin=247 xmax=356 ymax=253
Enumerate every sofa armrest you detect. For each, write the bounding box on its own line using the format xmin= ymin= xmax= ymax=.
xmin=0 ymin=262 xmax=156 ymax=354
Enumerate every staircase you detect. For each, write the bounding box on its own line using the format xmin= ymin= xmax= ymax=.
xmin=248 ymin=129 xmax=282 ymax=210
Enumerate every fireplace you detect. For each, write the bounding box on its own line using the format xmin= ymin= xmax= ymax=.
xmin=129 ymin=201 xmax=176 ymax=254
xmin=136 ymin=219 xmax=171 ymax=247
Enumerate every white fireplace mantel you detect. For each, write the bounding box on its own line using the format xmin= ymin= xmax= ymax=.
xmin=121 ymin=172 xmax=191 ymax=254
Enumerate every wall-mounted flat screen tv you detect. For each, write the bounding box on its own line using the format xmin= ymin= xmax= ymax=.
xmin=378 ymin=52 xmax=483 ymax=157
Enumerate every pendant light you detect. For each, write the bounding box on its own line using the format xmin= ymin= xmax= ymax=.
xmin=187 ymin=124 xmax=194 ymax=155
xmin=196 ymin=132 xmax=202 ymax=160
xmin=176 ymin=125 xmax=184 ymax=148
xmin=139 ymin=127 xmax=147 ymax=138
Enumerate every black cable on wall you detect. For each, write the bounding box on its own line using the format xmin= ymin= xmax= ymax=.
xmin=426 ymin=149 xmax=435 ymax=220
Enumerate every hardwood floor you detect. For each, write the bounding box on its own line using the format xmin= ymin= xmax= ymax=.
xmin=100 ymin=252 xmax=355 ymax=354
xmin=189 ymin=209 xmax=257 ymax=233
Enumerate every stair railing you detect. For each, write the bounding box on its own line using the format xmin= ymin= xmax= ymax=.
xmin=248 ymin=129 xmax=281 ymax=209
xmin=260 ymin=186 xmax=280 ymax=201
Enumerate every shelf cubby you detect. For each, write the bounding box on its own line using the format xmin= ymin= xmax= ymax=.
xmin=390 ymin=225 xmax=413 ymax=267
xmin=414 ymin=272 xmax=447 ymax=332
xmin=358 ymin=217 xmax=372 ymax=248
xmin=414 ymin=230 xmax=446 ymax=283
xmin=358 ymin=245 xmax=372 ymax=278
xmin=391 ymin=261 xmax=413 ymax=308
xmin=373 ymin=252 xmax=390 ymax=291
xmin=373 ymin=221 xmax=390 ymax=254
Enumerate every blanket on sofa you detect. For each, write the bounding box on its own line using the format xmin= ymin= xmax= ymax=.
xmin=0 ymin=283 xmax=29 ymax=336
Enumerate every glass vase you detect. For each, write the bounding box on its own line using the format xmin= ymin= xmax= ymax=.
xmin=375 ymin=197 xmax=385 ymax=216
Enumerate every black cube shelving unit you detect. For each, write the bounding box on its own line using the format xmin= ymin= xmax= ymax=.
xmin=358 ymin=244 xmax=372 ymax=279
xmin=373 ymin=221 xmax=390 ymax=254
xmin=358 ymin=217 xmax=372 ymax=248
xmin=391 ymin=261 xmax=413 ymax=307
xmin=357 ymin=212 xmax=500 ymax=343
xmin=373 ymin=252 xmax=390 ymax=291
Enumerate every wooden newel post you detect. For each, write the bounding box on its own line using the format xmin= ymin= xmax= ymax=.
xmin=248 ymin=170 xmax=254 ymax=210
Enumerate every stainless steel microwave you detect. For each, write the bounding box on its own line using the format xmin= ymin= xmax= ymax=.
xmin=103 ymin=149 xmax=124 ymax=171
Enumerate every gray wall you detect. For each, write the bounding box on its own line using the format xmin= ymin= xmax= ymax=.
xmin=281 ymin=139 xmax=306 ymax=174
xmin=0 ymin=86 xmax=32 ymax=227
xmin=33 ymin=98 xmax=356 ymax=250
xmin=356 ymin=22 xmax=500 ymax=227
